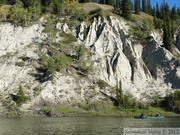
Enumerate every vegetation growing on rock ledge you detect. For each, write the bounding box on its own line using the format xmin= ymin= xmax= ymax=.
xmin=15 ymin=85 xmax=27 ymax=107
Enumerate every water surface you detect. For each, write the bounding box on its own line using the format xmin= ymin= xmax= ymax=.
xmin=0 ymin=116 xmax=179 ymax=135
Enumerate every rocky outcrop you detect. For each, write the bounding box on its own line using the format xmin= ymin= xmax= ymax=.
xmin=143 ymin=41 xmax=180 ymax=88
xmin=0 ymin=16 xmax=179 ymax=115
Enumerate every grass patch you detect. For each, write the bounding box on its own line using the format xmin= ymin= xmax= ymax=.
xmin=132 ymin=12 xmax=153 ymax=23
xmin=0 ymin=4 xmax=11 ymax=15
xmin=52 ymin=104 xmax=178 ymax=117
xmin=40 ymin=106 xmax=50 ymax=114
xmin=55 ymin=106 xmax=81 ymax=114
xmin=80 ymin=2 xmax=113 ymax=13
xmin=60 ymin=33 xmax=77 ymax=44
xmin=125 ymin=107 xmax=177 ymax=116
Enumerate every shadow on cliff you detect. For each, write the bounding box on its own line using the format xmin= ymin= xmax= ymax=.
xmin=31 ymin=68 xmax=51 ymax=83
xmin=99 ymin=91 xmax=118 ymax=107
xmin=142 ymin=40 xmax=180 ymax=89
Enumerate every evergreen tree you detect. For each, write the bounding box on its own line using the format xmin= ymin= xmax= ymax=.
xmin=10 ymin=0 xmax=29 ymax=25
xmin=171 ymin=5 xmax=177 ymax=39
xmin=162 ymin=3 xmax=173 ymax=52
xmin=131 ymin=1 xmax=134 ymax=11
xmin=49 ymin=0 xmax=62 ymax=14
xmin=153 ymin=7 xmax=158 ymax=28
xmin=156 ymin=2 xmax=160 ymax=18
xmin=177 ymin=7 xmax=180 ymax=15
xmin=41 ymin=0 xmax=51 ymax=12
xmin=29 ymin=0 xmax=41 ymax=19
xmin=108 ymin=0 xmax=114 ymax=6
xmin=115 ymin=80 xmax=124 ymax=107
xmin=134 ymin=0 xmax=140 ymax=14
xmin=16 ymin=85 xmax=27 ymax=106
xmin=122 ymin=0 xmax=132 ymax=20
xmin=147 ymin=0 xmax=152 ymax=15
xmin=0 ymin=0 xmax=6 ymax=4
xmin=142 ymin=0 xmax=147 ymax=13
xmin=43 ymin=16 xmax=56 ymax=46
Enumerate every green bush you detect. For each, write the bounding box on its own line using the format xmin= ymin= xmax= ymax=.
xmin=162 ymin=91 xmax=180 ymax=113
xmin=75 ymin=45 xmax=86 ymax=60
xmin=60 ymin=33 xmax=77 ymax=44
xmin=154 ymin=18 xmax=164 ymax=29
xmin=40 ymin=53 xmax=72 ymax=78
xmin=77 ymin=60 xmax=94 ymax=75
xmin=46 ymin=57 xmax=56 ymax=77
xmin=16 ymin=85 xmax=27 ymax=106
xmin=55 ymin=55 xmax=72 ymax=71
xmin=74 ymin=9 xmax=88 ymax=21
xmin=40 ymin=107 xmax=49 ymax=114
xmin=129 ymin=19 xmax=153 ymax=42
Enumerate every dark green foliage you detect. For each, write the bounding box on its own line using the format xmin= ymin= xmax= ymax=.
xmin=177 ymin=7 xmax=180 ymax=15
xmin=0 ymin=0 xmax=6 ymax=4
xmin=0 ymin=0 xmax=14 ymax=4
xmin=156 ymin=3 xmax=160 ymax=18
xmin=171 ymin=5 xmax=177 ymax=36
xmin=122 ymin=0 xmax=132 ymax=20
xmin=16 ymin=85 xmax=27 ymax=106
xmin=154 ymin=18 xmax=164 ymax=29
xmin=162 ymin=91 xmax=180 ymax=113
xmin=162 ymin=3 xmax=173 ymax=52
xmin=152 ymin=97 xmax=161 ymax=107
xmin=28 ymin=0 xmax=41 ymax=20
xmin=49 ymin=0 xmax=64 ymax=14
xmin=107 ymin=0 xmax=114 ymax=6
xmin=115 ymin=80 xmax=124 ymax=107
xmin=75 ymin=45 xmax=86 ymax=60
xmin=142 ymin=0 xmax=147 ymax=13
xmin=43 ymin=16 xmax=56 ymax=46
xmin=147 ymin=0 xmax=152 ymax=15
xmin=129 ymin=19 xmax=153 ymax=42
xmin=60 ymin=33 xmax=77 ymax=45
xmin=77 ymin=60 xmax=94 ymax=75
xmin=40 ymin=53 xmax=72 ymax=79
xmin=55 ymin=55 xmax=72 ymax=71
xmin=134 ymin=0 xmax=140 ymax=14
xmin=74 ymin=9 xmax=88 ymax=21
xmin=10 ymin=0 xmax=30 ymax=26
xmin=40 ymin=55 xmax=56 ymax=78
xmin=115 ymin=80 xmax=137 ymax=109
xmin=10 ymin=0 xmax=41 ymax=25
xmin=46 ymin=57 xmax=56 ymax=77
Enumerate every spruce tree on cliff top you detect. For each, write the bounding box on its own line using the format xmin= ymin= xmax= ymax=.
xmin=142 ymin=0 xmax=147 ymax=13
xmin=162 ymin=3 xmax=173 ymax=52
xmin=134 ymin=0 xmax=140 ymax=14
xmin=122 ymin=0 xmax=132 ymax=20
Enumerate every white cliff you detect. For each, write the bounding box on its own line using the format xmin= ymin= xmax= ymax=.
xmin=0 ymin=15 xmax=179 ymax=115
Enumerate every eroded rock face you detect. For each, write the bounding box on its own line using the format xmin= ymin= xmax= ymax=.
xmin=0 ymin=16 xmax=179 ymax=115
xmin=176 ymin=36 xmax=180 ymax=50
xmin=143 ymin=41 xmax=180 ymax=88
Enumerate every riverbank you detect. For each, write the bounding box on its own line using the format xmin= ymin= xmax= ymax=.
xmin=1 ymin=105 xmax=179 ymax=117
xmin=38 ymin=106 xmax=179 ymax=117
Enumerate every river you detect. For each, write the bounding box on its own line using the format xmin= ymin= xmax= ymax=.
xmin=0 ymin=116 xmax=180 ymax=135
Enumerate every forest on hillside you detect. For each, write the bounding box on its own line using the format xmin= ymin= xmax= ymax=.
xmin=0 ymin=0 xmax=179 ymax=52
